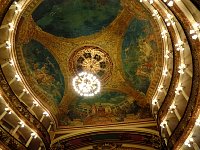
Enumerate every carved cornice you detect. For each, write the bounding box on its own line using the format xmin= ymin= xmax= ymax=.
xmin=51 ymin=131 xmax=162 ymax=150
xmin=0 ymin=68 xmax=50 ymax=149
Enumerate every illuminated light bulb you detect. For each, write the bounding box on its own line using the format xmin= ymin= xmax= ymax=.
xmin=23 ymin=88 xmax=29 ymax=94
xmin=160 ymin=120 xmax=167 ymax=128
xmin=6 ymin=41 xmax=11 ymax=49
xmin=9 ymin=59 xmax=14 ymax=66
xmin=168 ymin=103 xmax=176 ymax=113
xmin=190 ymin=29 xmax=195 ymax=34
xmin=178 ymin=64 xmax=186 ymax=74
xmin=193 ymin=22 xmax=200 ymax=28
xmin=167 ymin=1 xmax=174 ymax=7
xmin=33 ymin=100 xmax=39 ymax=107
xmin=158 ymin=85 xmax=164 ymax=92
xmin=19 ymin=121 xmax=25 ymax=128
xmin=149 ymin=0 xmax=154 ymax=4
xmin=189 ymin=137 xmax=194 ymax=142
xmin=163 ymin=0 xmax=174 ymax=7
xmin=184 ymin=137 xmax=194 ymax=147
xmin=152 ymin=10 xmax=160 ymax=19
xmin=175 ymin=40 xmax=184 ymax=51
xmin=175 ymin=83 xmax=183 ymax=95
xmin=192 ymin=34 xmax=198 ymax=40
xmin=15 ymin=74 xmax=21 ymax=81
xmin=190 ymin=23 xmax=199 ymax=40
xmin=161 ymin=29 xmax=167 ymax=38
xmin=8 ymin=22 xmax=14 ymax=31
xmin=31 ymin=132 xmax=37 ymax=138
xmin=14 ymin=1 xmax=22 ymax=13
xmin=43 ymin=111 xmax=49 ymax=117
xmin=5 ymin=107 xmax=11 ymax=114
xmin=195 ymin=118 xmax=200 ymax=126
xmin=140 ymin=0 xmax=147 ymax=2
xmin=162 ymin=68 xmax=168 ymax=76
xmin=165 ymin=13 xmax=175 ymax=26
xmin=164 ymin=54 xmax=169 ymax=59
xmin=164 ymin=50 xmax=170 ymax=59
xmin=184 ymin=139 xmax=191 ymax=147
xmin=152 ymin=98 xmax=158 ymax=105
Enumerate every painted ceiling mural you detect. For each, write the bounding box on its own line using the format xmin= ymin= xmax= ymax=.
xmin=22 ymin=40 xmax=65 ymax=104
xmin=122 ymin=19 xmax=157 ymax=94
xmin=16 ymin=0 xmax=162 ymax=127
xmin=60 ymin=91 xmax=151 ymax=126
xmin=32 ymin=0 xmax=121 ymax=38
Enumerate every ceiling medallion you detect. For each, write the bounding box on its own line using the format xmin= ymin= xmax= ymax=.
xmin=72 ymin=72 xmax=100 ymax=96
xmin=69 ymin=46 xmax=113 ymax=82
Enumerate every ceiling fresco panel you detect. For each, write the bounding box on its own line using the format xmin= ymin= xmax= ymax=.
xmin=59 ymin=91 xmax=151 ymax=126
xmin=22 ymin=40 xmax=65 ymax=104
xmin=122 ymin=19 xmax=158 ymax=94
xmin=32 ymin=0 xmax=121 ymax=38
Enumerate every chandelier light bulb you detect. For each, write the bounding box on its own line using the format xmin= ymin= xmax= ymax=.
xmin=73 ymin=72 xmax=100 ymax=97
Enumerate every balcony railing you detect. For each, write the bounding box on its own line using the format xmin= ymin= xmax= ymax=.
xmin=0 ymin=125 xmax=27 ymax=150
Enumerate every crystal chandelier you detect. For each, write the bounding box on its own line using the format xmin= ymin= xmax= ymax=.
xmin=72 ymin=72 xmax=100 ymax=96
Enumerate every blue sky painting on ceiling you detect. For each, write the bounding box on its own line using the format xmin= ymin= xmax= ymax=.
xmin=122 ymin=18 xmax=157 ymax=94
xmin=32 ymin=0 xmax=121 ymax=38
xmin=22 ymin=40 xmax=65 ymax=104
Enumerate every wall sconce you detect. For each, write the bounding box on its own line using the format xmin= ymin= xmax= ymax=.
xmin=15 ymin=74 xmax=21 ymax=81
xmin=158 ymin=85 xmax=164 ymax=92
xmin=165 ymin=13 xmax=175 ymax=26
xmin=160 ymin=120 xmax=167 ymax=128
xmin=163 ymin=0 xmax=174 ymax=7
xmin=19 ymin=121 xmax=25 ymax=128
xmin=6 ymin=41 xmax=11 ymax=49
xmin=161 ymin=30 xmax=168 ymax=38
xmin=5 ymin=107 xmax=12 ymax=114
xmin=195 ymin=118 xmax=200 ymax=126
xmin=152 ymin=10 xmax=161 ymax=19
xmin=175 ymin=40 xmax=184 ymax=51
xmin=175 ymin=83 xmax=183 ymax=95
xmin=162 ymin=68 xmax=168 ymax=76
xmin=8 ymin=22 xmax=14 ymax=31
xmin=190 ymin=22 xmax=199 ymax=40
xmin=168 ymin=103 xmax=176 ymax=113
xmin=178 ymin=64 xmax=186 ymax=74
xmin=14 ymin=1 xmax=22 ymax=13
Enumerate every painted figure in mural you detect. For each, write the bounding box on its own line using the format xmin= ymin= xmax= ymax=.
xmin=23 ymin=40 xmax=65 ymax=104
xmin=97 ymin=104 xmax=105 ymax=116
xmin=91 ymin=104 xmax=97 ymax=115
xmin=33 ymin=63 xmax=55 ymax=85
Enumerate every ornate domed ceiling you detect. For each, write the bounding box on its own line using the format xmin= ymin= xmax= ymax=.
xmin=0 ymin=0 xmax=200 ymax=150
xmin=15 ymin=0 xmax=162 ymax=127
